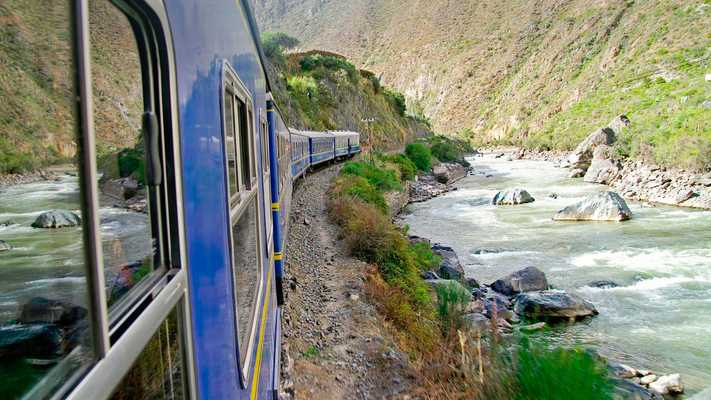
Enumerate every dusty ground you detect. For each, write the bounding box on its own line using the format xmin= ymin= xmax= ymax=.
xmin=280 ymin=164 xmax=416 ymax=400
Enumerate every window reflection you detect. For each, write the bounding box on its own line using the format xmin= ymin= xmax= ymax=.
xmin=89 ymin=0 xmax=158 ymax=308
xmin=110 ymin=307 xmax=185 ymax=400
xmin=231 ymin=197 xmax=261 ymax=362
xmin=0 ymin=1 xmax=93 ymax=397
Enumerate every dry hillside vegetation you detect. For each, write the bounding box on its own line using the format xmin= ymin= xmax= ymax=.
xmin=0 ymin=0 xmax=143 ymax=173
xmin=257 ymin=0 xmax=711 ymax=170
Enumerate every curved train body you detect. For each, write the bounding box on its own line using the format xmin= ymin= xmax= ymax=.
xmin=0 ymin=0 xmax=359 ymax=399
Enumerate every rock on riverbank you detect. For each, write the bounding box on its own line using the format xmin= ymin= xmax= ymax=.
xmin=0 ymin=170 xmax=60 ymax=188
xmin=409 ymin=162 xmax=468 ymax=203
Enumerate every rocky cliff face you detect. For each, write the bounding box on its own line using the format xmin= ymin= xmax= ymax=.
xmin=256 ymin=0 xmax=710 ymax=170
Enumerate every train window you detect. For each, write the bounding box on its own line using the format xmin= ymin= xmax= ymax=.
xmin=109 ymin=307 xmax=185 ymax=399
xmin=222 ymin=63 xmax=263 ymax=379
xmin=90 ymin=0 xmax=164 ymax=313
xmin=236 ymin=100 xmax=252 ymax=191
xmin=0 ymin=1 xmax=95 ymax=397
xmin=224 ymin=94 xmax=239 ymax=199
xmin=261 ymin=119 xmax=268 ymax=173
xmin=247 ymin=108 xmax=256 ymax=185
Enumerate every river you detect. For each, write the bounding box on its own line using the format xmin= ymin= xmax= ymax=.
xmin=402 ymin=154 xmax=711 ymax=396
xmin=0 ymin=174 xmax=153 ymax=322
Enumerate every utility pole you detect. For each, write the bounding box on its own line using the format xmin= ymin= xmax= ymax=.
xmin=361 ymin=117 xmax=375 ymax=164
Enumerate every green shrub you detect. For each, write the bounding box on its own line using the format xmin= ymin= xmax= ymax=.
xmin=0 ymin=151 xmax=37 ymax=174
xmin=299 ymin=53 xmax=358 ymax=80
xmin=384 ymin=88 xmax=407 ymax=116
xmin=405 ymin=143 xmax=432 ymax=171
xmin=410 ymin=242 xmax=441 ymax=271
xmin=117 ymin=147 xmax=145 ymax=184
xmin=341 ymin=161 xmax=402 ymax=191
xmin=261 ymin=32 xmax=299 ymax=64
xmin=436 ymin=281 xmax=472 ymax=334
xmin=330 ymin=175 xmax=387 ymax=212
xmin=379 ymin=154 xmax=417 ymax=181
xmin=430 ymin=141 xmax=459 ymax=162
xmin=514 ymin=339 xmax=614 ymax=400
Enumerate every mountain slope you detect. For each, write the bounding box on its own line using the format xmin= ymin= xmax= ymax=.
xmin=256 ymin=0 xmax=711 ymax=170
xmin=263 ymin=43 xmax=431 ymax=151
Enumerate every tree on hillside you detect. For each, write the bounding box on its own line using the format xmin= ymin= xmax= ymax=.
xmin=261 ymin=32 xmax=300 ymax=60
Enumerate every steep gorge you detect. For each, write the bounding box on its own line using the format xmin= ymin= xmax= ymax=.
xmin=256 ymin=0 xmax=711 ymax=170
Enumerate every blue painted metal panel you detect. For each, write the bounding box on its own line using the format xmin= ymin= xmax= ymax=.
xmin=166 ymin=0 xmax=275 ymax=398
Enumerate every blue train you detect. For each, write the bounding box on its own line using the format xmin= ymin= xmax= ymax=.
xmin=0 ymin=0 xmax=359 ymax=399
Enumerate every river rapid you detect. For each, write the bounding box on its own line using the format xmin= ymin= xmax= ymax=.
xmin=402 ymin=154 xmax=711 ymax=395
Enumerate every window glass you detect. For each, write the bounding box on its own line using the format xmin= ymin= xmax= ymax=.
xmin=261 ymin=121 xmax=268 ymax=173
xmin=224 ymin=93 xmax=238 ymax=199
xmin=89 ymin=0 xmax=159 ymax=308
xmin=231 ymin=197 xmax=261 ymax=363
xmin=0 ymin=1 xmax=94 ymax=397
xmin=247 ymin=110 xmax=256 ymax=183
xmin=236 ymin=102 xmax=251 ymax=191
xmin=110 ymin=307 xmax=185 ymax=400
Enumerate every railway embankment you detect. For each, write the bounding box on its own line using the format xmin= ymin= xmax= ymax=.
xmin=280 ymin=164 xmax=416 ymax=400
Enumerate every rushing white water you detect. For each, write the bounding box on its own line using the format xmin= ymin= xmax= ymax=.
xmin=402 ymin=155 xmax=711 ymax=394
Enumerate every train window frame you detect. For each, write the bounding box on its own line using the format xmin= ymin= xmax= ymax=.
xmin=57 ymin=0 xmax=196 ymax=399
xmin=220 ymin=61 xmax=266 ymax=386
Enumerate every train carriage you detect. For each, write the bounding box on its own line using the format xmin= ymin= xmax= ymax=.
xmin=289 ymin=132 xmax=311 ymax=179
xmin=0 ymin=1 xmax=358 ymax=399
xmin=329 ymin=131 xmax=361 ymax=157
xmin=331 ymin=131 xmax=351 ymax=158
xmin=301 ymin=131 xmax=336 ymax=166
xmin=347 ymin=132 xmax=362 ymax=155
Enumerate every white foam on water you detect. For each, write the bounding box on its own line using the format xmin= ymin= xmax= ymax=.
xmin=688 ymin=387 xmax=711 ymax=399
xmin=471 ymin=250 xmax=539 ymax=259
xmin=571 ymin=248 xmax=711 ymax=274
xmin=24 ymin=277 xmax=85 ymax=286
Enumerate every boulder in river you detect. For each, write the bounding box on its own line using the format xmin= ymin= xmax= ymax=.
xmin=431 ymin=244 xmax=465 ymax=280
xmin=553 ymin=191 xmax=632 ymax=222
xmin=492 ymin=188 xmax=535 ymax=205
xmin=491 ymin=266 xmax=549 ymax=296
xmin=0 ymin=324 xmax=63 ymax=361
xmin=19 ymin=297 xmax=88 ymax=327
xmin=514 ymin=290 xmax=598 ymax=321
xmin=648 ymin=374 xmax=683 ymax=396
xmin=588 ymin=280 xmax=619 ymax=289
xmin=0 ymin=240 xmax=11 ymax=252
xmin=31 ymin=210 xmax=81 ymax=229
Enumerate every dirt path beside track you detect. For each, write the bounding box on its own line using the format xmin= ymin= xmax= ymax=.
xmin=279 ymin=163 xmax=416 ymax=400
